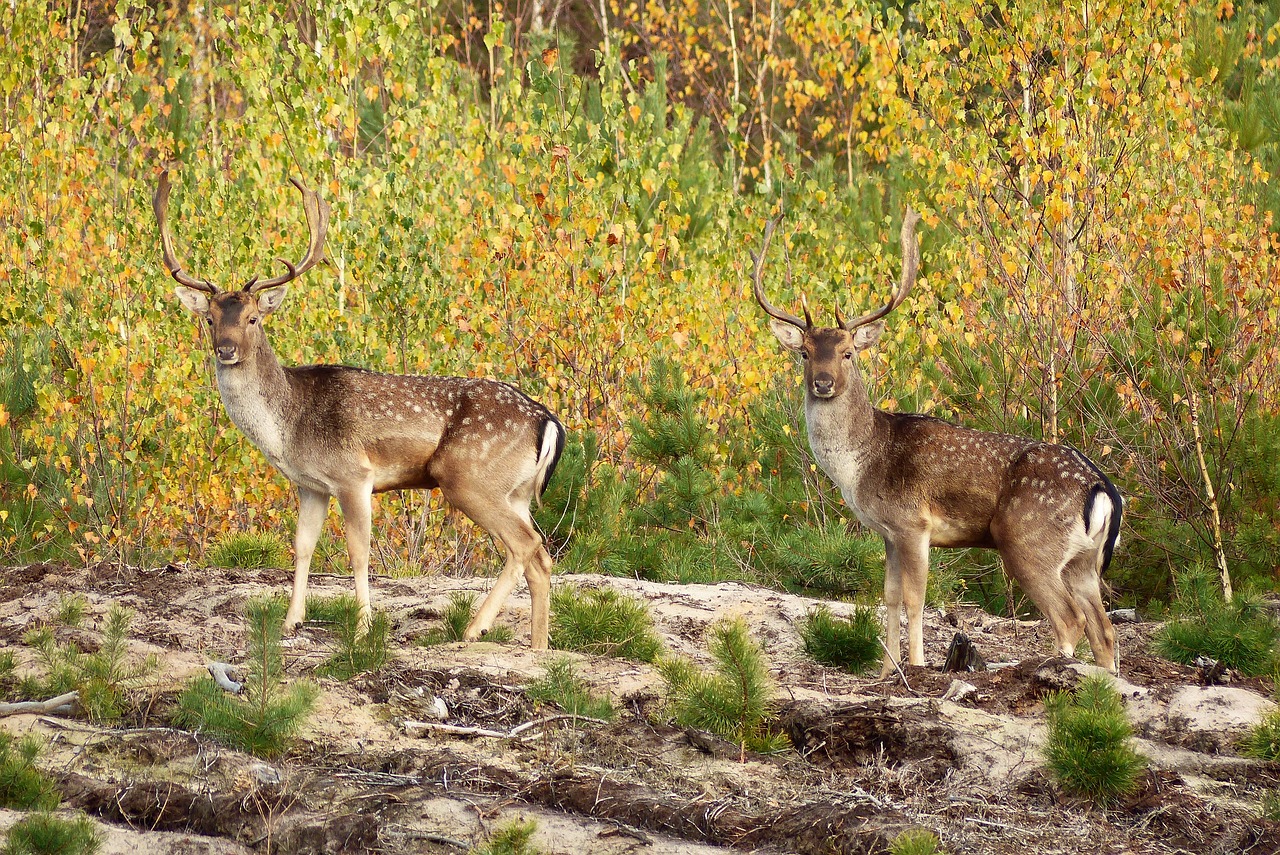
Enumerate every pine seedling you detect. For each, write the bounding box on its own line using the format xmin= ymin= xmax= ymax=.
xmin=1152 ymin=571 xmax=1280 ymax=676
xmin=525 ymin=658 xmax=616 ymax=721
xmin=20 ymin=604 xmax=156 ymax=724
xmin=1042 ymin=675 xmax=1147 ymax=805
xmin=890 ymin=828 xmax=944 ymax=855
xmin=174 ymin=597 xmax=318 ymax=758
xmin=1241 ymin=708 xmax=1280 ymax=761
xmin=659 ymin=618 xmax=789 ymax=755
xmin=54 ymin=594 xmax=86 ymax=628
xmin=206 ymin=531 xmax=290 ymax=570
xmin=469 ymin=818 xmax=541 ymax=855
xmin=1 ymin=812 xmax=101 ymax=855
xmin=800 ymin=605 xmax=881 ymax=674
xmin=416 ymin=591 xmax=513 ymax=646
xmin=308 ymin=595 xmax=390 ymax=679
xmin=0 ymin=733 xmax=60 ymax=811
xmin=550 ymin=586 xmax=663 ymax=662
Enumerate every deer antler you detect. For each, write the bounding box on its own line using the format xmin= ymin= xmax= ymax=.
xmin=841 ymin=208 xmax=921 ymax=332
xmin=154 ymin=171 xmax=215 ymax=293
xmin=247 ymin=178 xmax=330 ymax=292
xmin=751 ymin=217 xmax=809 ymax=329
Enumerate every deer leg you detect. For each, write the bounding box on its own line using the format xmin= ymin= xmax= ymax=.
xmin=899 ymin=536 xmax=930 ymax=667
xmin=336 ymin=484 xmax=375 ymax=635
xmin=446 ymin=486 xmax=549 ymax=649
xmin=999 ymin=542 xmax=1087 ymax=661
xmin=1065 ymin=552 xmax=1118 ymax=672
xmin=285 ymin=487 xmax=330 ymax=633
xmin=879 ymin=539 xmax=904 ymax=678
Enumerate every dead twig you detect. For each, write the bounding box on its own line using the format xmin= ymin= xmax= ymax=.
xmin=403 ymin=714 xmax=610 ymax=741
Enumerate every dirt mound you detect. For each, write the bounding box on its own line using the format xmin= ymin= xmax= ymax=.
xmin=1 ymin=565 xmax=1278 ymax=854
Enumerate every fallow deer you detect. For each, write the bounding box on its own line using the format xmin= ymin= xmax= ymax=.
xmin=753 ymin=211 xmax=1123 ymax=675
xmin=155 ymin=172 xmax=565 ymax=648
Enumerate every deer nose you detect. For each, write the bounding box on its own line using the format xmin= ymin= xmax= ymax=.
xmin=215 ymin=345 xmax=239 ymax=363
xmin=812 ymin=378 xmax=835 ymax=397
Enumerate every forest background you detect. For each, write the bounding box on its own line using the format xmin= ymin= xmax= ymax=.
xmin=2 ymin=0 xmax=1278 ymax=620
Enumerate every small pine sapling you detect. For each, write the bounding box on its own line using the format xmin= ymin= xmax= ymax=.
xmin=1042 ymin=675 xmax=1147 ymax=805
xmin=1 ymin=811 xmax=101 ymax=855
xmin=550 ymin=586 xmax=663 ymax=662
xmin=800 ymin=605 xmax=881 ymax=674
xmin=524 ymin=657 xmax=616 ymax=721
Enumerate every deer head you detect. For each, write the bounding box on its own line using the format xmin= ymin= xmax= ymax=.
xmin=155 ymin=171 xmax=330 ymax=365
xmin=754 ymin=210 xmax=921 ymax=400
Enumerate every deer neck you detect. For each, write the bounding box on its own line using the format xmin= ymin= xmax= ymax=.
xmin=213 ymin=339 xmax=293 ymax=466
xmin=804 ymin=371 xmax=880 ymax=500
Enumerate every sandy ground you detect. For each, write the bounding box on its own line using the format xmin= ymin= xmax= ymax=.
xmin=1 ymin=562 xmax=1279 ymax=854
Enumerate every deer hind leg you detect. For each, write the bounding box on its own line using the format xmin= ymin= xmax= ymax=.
xmin=445 ymin=484 xmax=550 ymax=650
xmin=1064 ymin=551 xmax=1118 ymax=672
xmin=335 ymin=483 xmax=375 ymax=634
xmin=999 ymin=539 xmax=1087 ymax=660
xmin=285 ymin=487 xmax=331 ymax=633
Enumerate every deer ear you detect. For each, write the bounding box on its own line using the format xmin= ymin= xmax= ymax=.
xmin=768 ymin=318 xmax=805 ymax=352
xmin=255 ymin=286 xmax=289 ymax=315
xmin=174 ymin=286 xmax=210 ymax=316
xmin=852 ymin=321 xmax=884 ymax=351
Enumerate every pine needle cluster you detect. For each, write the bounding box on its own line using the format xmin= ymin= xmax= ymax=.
xmin=1241 ymin=708 xmax=1280 ymax=761
xmin=1152 ymin=572 xmax=1280 ymax=676
xmin=1042 ymin=675 xmax=1147 ymax=806
xmin=20 ymin=603 xmax=157 ymax=724
xmin=550 ymin=586 xmax=663 ymax=662
xmin=524 ymin=658 xmax=616 ymax=721
xmin=0 ymin=734 xmax=101 ymax=855
xmin=174 ymin=597 xmax=318 ymax=758
xmin=799 ymin=605 xmax=881 ymax=674
xmin=659 ymin=619 xmax=789 ymax=754
xmin=416 ymin=591 xmax=513 ymax=646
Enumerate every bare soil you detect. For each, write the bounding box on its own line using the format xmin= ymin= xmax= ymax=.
xmin=2 ymin=563 xmax=1279 ymax=854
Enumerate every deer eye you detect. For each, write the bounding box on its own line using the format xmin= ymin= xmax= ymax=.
xmin=843 ymin=351 xmax=854 ymax=360
xmin=248 ymin=316 xmax=259 ymax=325
xmin=205 ymin=317 xmax=213 ymax=325
xmin=800 ymin=351 xmax=809 ymax=360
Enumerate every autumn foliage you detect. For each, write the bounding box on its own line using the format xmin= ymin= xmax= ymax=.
xmin=1 ymin=0 xmax=1276 ymax=608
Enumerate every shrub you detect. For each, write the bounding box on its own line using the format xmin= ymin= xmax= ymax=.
xmin=206 ymin=531 xmax=290 ymax=570
xmin=0 ymin=733 xmax=60 ymax=811
xmin=173 ymin=597 xmax=318 ymax=758
xmin=1152 ymin=571 xmax=1280 ymax=676
xmin=659 ymin=618 xmax=789 ymax=755
xmin=1042 ymin=675 xmax=1147 ymax=805
xmin=550 ymin=586 xmax=663 ymax=662
xmin=524 ymin=658 xmax=616 ymax=721
xmin=1 ymin=812 xmax=101 ymax=855
xmin=416 ymin=591 xmax=513 ymax=646
xmin=800 ymin=605 xmax=881 ymax=674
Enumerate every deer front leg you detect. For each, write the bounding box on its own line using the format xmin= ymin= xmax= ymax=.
xmin=879 ymin=539 xmax=903 ymax=678
xmin=899 ymin=536 xmax=930 ymax=667
xmin=285 ymin=487 xmax=330 ymax=633
xmin=336 ymin=484 xmax=375 ymax=636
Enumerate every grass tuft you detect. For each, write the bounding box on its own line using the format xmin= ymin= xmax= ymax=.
xmin=799 ymin=605 xmax=881 ymax=674
xmin=1042 ymin=674 xmax=1147 ymax=806
xmin=550 ymin=586 xmax=663 ymax=662
xmin=524 ymin=657 xmax=616 ymax=721
xmin=1241 ymin=708 xmax=1280 ymax=761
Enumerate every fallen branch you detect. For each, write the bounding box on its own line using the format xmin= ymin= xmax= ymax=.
xmin=403 ymin=714 xmax=609 ymax=740
xmin=0 ymin=690 xmax=78 ymax=718
xmin=207 ymin=661 xmax=243 ymax=693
